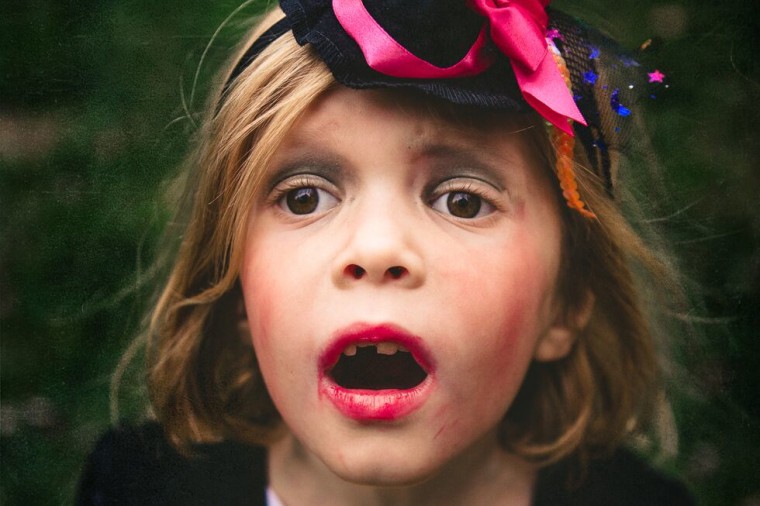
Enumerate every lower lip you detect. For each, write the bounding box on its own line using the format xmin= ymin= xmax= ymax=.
xmin=319 ymin=377 xmax=434 ymax=422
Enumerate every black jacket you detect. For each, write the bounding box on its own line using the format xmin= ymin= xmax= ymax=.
xmin=78 ymin=422 xmax=694 ymax=505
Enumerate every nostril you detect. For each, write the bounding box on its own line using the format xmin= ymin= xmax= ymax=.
xmin=346 ymin=264 xmax=366 ymax=279
xmin=387 ymin=266 xmax=407 ymax=279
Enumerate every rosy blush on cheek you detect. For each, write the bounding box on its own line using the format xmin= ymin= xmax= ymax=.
xmin=241 ymin=265 xmax=289 ymax=384
xmin=481 ymin=246 xmax=555 ymax=388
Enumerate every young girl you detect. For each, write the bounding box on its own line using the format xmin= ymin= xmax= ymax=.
xmin=79 ymin=0 xmax=694 ymax=504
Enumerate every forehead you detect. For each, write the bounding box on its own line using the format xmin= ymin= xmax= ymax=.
xmin=298 ymin=86 xmax=531 ymax=139
xmin=277 ymin=86 xmax=553 ymax=186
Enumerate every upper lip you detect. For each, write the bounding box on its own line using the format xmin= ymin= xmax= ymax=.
xmin=319 ymin=322 xmax=435 ymax=376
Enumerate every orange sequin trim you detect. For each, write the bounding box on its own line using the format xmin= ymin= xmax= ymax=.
xmin=549 ymin=43 xmax=596 ymax=219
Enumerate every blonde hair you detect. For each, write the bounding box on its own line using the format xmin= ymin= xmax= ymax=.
xmin=140 ymin=8 xmax=681 ymax=465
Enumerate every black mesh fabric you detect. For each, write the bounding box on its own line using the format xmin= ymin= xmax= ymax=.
xmin=549 ymin=10 xmax=654 ymax=190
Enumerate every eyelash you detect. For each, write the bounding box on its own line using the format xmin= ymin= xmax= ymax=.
xmin=268 ymin=174 xmax=501 ymax=218
xmin=428 ymin=178 xmax=502 ymax=219
xmin=430 ymin=180 xmax=498 ymax=207
xmin=268 ymin=175 xmax=336 ymax=204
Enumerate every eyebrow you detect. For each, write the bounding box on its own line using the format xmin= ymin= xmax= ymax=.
xmin=263 ymin=153 xmax=348 ymax=193
xmin=414 ymin=143 xmax=511 ymax=191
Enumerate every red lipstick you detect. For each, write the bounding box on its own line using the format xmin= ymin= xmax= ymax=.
xmin=318 ymin=322 xmax=435 ymax=421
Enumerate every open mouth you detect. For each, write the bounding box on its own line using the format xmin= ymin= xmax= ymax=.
xmin=319 ymin=323 xmax=435 ymax=420
xmin=329 ymin=342 xmax=428 ymax=390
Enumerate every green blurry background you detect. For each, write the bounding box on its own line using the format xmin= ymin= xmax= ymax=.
xmin=1 ymin=0 xmax=758 ymax=503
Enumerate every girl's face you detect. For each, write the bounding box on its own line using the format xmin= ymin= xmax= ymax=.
xmin=241 ymin=87 xmax=575 ymax=485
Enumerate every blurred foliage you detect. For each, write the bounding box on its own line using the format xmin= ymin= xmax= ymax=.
xmin=1 ymin=0 xmax=758 ymax=504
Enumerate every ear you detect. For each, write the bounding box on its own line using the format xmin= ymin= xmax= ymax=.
xmin=237 ymin=295 xmax=248 ymax=320
xmin=534 ymin=292 xmax=595 ymax=362
xmin=237 ymin=296 xmax=252 ymax=340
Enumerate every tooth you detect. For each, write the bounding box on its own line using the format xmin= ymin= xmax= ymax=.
xmin=356 ymin=343 xmax=373 ymax=348
xmin=343 ymin=345 xmax=357 ymax=356
xmin=376 ymin=342 xmax=399 ymax=355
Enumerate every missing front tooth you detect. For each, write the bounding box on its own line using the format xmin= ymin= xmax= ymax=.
xmin=330 ymin=346 xmax=427 ymax=390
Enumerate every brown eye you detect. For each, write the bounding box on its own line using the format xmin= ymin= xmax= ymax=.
xmin=446 ymin=192 xmax=481 ymax=218
xmin=286 ymin=188 xmax=318 ymax=214
xmin=431 ymin=189 xmax=493 ymax=219
xmin=280 ymin=186 xmax=339 ymax=215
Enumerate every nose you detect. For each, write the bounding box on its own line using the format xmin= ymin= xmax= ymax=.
xmin=331 ymin=197 xmax=425 ymax=289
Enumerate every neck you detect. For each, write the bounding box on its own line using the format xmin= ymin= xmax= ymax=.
xmin=267 ymin=429 xmax=537 ymax=506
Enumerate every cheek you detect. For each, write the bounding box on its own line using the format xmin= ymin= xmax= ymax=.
xmin=241 ymin=273 xmax=310 ymax=421
xmin=240 ymin=240 xmax=297 ymax=393
xmin=452 ymin=234 xmax=554 ymax=339
xmin=240 ymin=226 xmax=334 ymax=408
xmin=439 ymin=229 xmax=558 ymax=394
xmin=241 ymin=252 xmax=276 ymax=348
xmin=242 ymin=226 xmax=309 ymax=342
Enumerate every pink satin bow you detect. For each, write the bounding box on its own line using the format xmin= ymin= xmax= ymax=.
xmin=332 ymin=0 xmax=586 ymax=134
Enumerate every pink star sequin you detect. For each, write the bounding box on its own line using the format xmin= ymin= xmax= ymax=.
xmin=648 ymin=69 xmax=666 ymax=83
xmin=545 ymin=28 xmax=563 ymax=40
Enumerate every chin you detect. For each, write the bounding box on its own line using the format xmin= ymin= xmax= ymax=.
xmin=325 ymin=453 xmax=439 ymax=487
xmin=311 ymin=432 xmax=458 ymax=487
